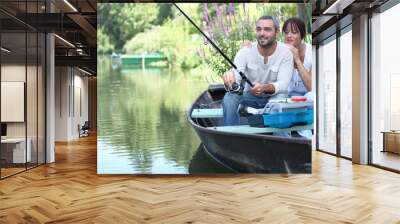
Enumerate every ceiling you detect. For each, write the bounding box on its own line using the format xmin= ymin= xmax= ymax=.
xmin=0 ymin=0 xmax=97 ymax=75
xmin=311 ymin=0 xmax=390 ymax=43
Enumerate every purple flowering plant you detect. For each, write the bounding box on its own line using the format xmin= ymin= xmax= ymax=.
xmin=198 ymin=3 xmax=304 ymax=77
xmin=198 ymin=3 xmax=256 ymax=76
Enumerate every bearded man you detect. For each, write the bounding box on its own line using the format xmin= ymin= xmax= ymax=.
xmin=222 ymin=15 xmax=294 ymax=126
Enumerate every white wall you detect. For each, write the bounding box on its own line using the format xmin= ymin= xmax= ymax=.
xmin=1 ymin=82 xmax=25 ymax=122
xmin=73 ymin=72 xmax=89 ymax=137
xmin=55 ymin=66 xmax=69 ymax=141
xmin=1 ymin=65 xmax=35 ymax=136
xmin=1 ymin=63 xmax=46 ymax=164
xmin=1 ymin=65 xmax=26 ymax=139
xmin=55 ymin=67 xmax=89 ymax=141
xmin=1 ymin=65 xmax=26 ymax=81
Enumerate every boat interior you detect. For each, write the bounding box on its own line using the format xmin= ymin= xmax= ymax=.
xmin=190 ymin=84 xmax=314 ymax=137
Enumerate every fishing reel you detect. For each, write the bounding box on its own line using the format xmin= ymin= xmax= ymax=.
xmin=224 ymin=79 xmax=245 ymax=95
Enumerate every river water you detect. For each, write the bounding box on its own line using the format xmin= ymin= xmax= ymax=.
xmin=97 ymin=57 xmax=232 ymax=174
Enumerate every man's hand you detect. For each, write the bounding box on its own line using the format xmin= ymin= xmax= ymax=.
xmin=250 ymin=83 xmax=264 ymax=96
xmin=223 ymin=70 xmax=236 ymax=87
xmin=250 ymin=83 xmax=275 ymax=96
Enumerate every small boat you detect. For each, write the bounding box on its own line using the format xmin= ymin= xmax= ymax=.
xmin=120 ymin=53 xmax=167 ymax=67
xmin=187 ymin=84 xmax=312 ymax=173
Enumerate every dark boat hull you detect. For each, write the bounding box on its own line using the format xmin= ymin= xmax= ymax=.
xmin=188 ymin=84 xmax=311 ymax=173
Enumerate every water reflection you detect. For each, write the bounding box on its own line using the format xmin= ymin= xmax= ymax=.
xmin=97 ymin=57 xmax=230 ymax=174
xmin=189 ymin=144 xmax=235 ymax=174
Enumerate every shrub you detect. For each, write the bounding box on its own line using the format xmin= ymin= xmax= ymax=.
xmin=124 ymin=18 xmax=202 ymax=70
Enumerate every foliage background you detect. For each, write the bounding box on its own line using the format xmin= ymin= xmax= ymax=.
xmin=97 ymin=3 xmax=312 ymax=77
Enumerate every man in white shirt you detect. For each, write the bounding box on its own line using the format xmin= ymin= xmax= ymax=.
xmin=222 ymin=15 xmax=294 ymax=125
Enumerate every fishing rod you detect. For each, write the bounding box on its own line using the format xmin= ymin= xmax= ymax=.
xmin=172 ymin=3 xmax=254 ymax=91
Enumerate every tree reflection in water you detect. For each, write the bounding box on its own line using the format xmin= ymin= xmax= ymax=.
xmin=98 ymin=57 xmax=228 ymax=174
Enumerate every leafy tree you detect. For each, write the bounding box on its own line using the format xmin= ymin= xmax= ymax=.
xmin=97 ymin=27 xmax=113 ymax=54
xmin=124 ymin=18 xmax=202 ymax=70
xmin=154 ymin=4 xmax=174 ymax=25
xmin=98 ymin=3 xmax=159 ymax=50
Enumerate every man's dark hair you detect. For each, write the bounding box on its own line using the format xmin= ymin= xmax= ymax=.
xmin=257 ymin=15 xmax=279 ymax=32
xmin=282 ymin=17 xmax=306 ymax=40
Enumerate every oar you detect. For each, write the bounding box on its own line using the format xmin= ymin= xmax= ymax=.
xmin=172 ymin=3 xmax=254 ymax=90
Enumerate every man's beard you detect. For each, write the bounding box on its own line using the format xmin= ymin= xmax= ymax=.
xmin=257 ymin=36 xmax=275 ymax=48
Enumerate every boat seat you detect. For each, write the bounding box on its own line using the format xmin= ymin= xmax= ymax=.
xmin=191 ymin=108 xmax=223 ymax=118
xmin=207 ymin=124 xmax=313 ymax=134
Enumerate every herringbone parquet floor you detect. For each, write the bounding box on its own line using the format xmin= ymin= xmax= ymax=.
xmin=1 ymin=135 xmax=400 ymax=223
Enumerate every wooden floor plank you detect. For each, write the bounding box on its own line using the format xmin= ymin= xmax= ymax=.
xmin=0 ymin=135 xmax=399 ymax=223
